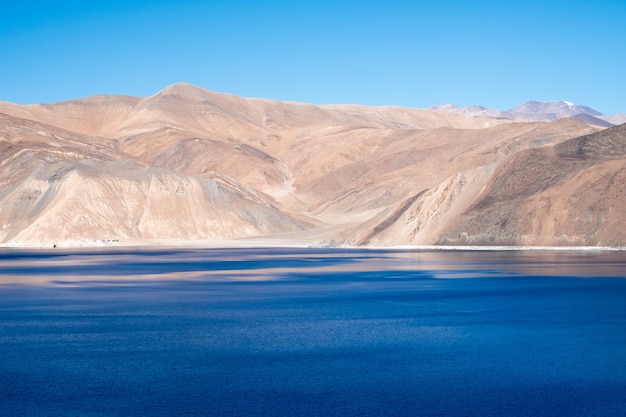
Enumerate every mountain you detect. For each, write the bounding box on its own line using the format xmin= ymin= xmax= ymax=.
xmin=432 ymin=100 xmax=620 ymax=128
xmin=347 ymin=122 xmax=626 ymax=247
xmin=1 ymin=83 xmax=622 ymax=247
xmin=0 ymin=111 xmax=310 ymax=246
xmin=509 ymin=100 xmax=602 ymax=120
xmin=599 ymin=114 xmax=626 ymax=125
xmin=430 ymin=104 xmax=510 ymax=120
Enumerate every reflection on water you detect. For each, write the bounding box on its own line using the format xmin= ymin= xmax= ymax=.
xmin=1 ymin=248 xmax=626 ymax=416
xmin=1 ymin=247 xmax=626 ymax=284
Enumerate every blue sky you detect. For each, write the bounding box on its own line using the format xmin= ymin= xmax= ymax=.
xmin=1 ymin=0 xmax=625 ymax=113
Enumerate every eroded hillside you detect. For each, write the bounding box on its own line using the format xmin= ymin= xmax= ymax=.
xmin=2 ymin=83 xmax=622 ymax=247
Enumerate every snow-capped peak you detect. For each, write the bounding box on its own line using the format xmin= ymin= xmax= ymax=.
xmin=432 ymin=99 xmax=606 ymax=124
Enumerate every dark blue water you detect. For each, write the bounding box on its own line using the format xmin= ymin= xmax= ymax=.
xmin=1 ymin=248 xmax=626 ymax=416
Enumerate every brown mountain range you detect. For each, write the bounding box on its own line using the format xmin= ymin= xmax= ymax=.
xmin=1 ymin=83 xmax=623 ymax=247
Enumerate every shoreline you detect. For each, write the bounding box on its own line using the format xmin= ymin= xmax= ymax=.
xmin=0 ymin=238 xmax=622 ymax=252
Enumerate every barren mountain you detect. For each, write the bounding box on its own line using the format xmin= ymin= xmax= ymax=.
xmin=1 ymin=83 xmax=622 ymax=247
xmin=509 ymin=100 xmax=603 ymax=121
xmin=348 ymin=123 xmax=626 ymax=247
xmin=433 ymin=100 xmax=621 ymax=128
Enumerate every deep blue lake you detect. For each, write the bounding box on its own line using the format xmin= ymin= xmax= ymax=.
xmin=1 ymin=248 xmax=626 ymax=416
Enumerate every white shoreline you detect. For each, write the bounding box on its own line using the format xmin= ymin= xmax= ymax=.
xmin=375 ymin=245 xmax=623 ymax=251
xmin=0 ymin=238 xmax=622 ymax=251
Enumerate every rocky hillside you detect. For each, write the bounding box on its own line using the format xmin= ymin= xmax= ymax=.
xmin=1 ymin=83 xmax=622 ymax=247
xmin=346 ymin=124 xmax=626 ymax=247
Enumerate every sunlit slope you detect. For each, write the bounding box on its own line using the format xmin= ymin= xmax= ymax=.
xmin=0 ymin=112 xmax=309 ymax=246
xmin=1 ymin=82 xmax=617 ymax=246
xmin=349 ymin=123 xmax=626 ymax=247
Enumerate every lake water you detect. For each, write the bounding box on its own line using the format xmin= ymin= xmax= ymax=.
xmin=1 ymin=248 xmax=626 ymax=416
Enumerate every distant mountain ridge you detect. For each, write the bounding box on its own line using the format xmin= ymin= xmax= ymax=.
xmin=431 ymin=100 xmax=626 ymax=127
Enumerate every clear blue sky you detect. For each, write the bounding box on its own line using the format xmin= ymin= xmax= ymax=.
xmin=1 ymin=0 xmax=625 ymax=113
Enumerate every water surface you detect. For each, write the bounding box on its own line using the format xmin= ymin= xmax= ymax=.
xmin=1 ymin=248 xmax=625 ymax=416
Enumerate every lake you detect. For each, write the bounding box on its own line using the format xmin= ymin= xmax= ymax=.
xmin=1 ymin=248 xmax=626 ymax=416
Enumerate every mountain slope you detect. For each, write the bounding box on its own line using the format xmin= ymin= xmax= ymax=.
xmin=0 ymin=154 xmax=311 ymax=246
xmin=0 ymin=109 xmax=310 ymax=246
xmin=344 ymin=123 xmax=626 ymax=247
xmin=0 ymin=83 xmax=619 ymax=247
xmin=437 ymin=123 xmax=626 ymax=246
